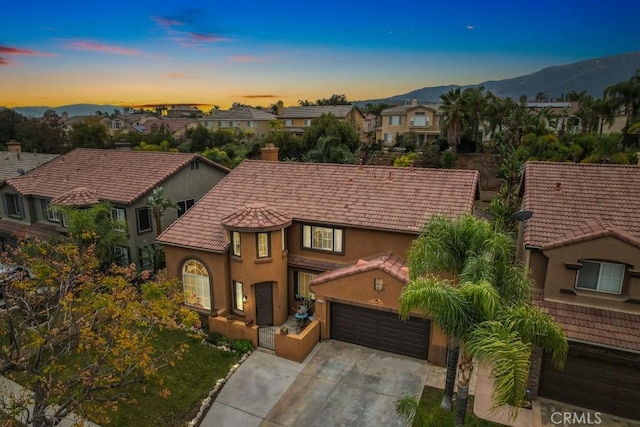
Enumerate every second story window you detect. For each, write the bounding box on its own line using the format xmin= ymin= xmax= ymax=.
xmin=177 ymin=199 xmax=195 ymax=218
xmin=302 ymin=224 xmax=344 ymax=253
xmin=3 ymin=193 xmax=23 ymax=218
xmin=42 ymin=200 xmax=60 ymax=222
xmin=389 ymin=115 xmax=402 ymax=126
xmin=247 ymin=121 xmax=255 ymax=128
xmin=303 ymin=119 xmax=311 ymax=127
xmin=257 ymin=232 xmax=270 ymax=258
xmin=576 ymin=260 xmax=625 ymax=294
xmin=231 ymin=231 xmax=241 ymax=257
xmin=136 ymin=207 xmax=152 ymax=234
xmin=411 ymin=112 xmax=427 ymax=127
xmin=284 ymin=119 xmax=293 ymax=127
xmin=112 ymin=207 xmax=126 ymax=231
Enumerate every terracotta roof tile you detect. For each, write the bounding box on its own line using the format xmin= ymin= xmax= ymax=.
xmin=220 ymin=203 xmax=292 ymax=231
xmin=278 ymin=105 xmax=360 ymax=119
xmin=50 ymin=186 xmax=99 ymax=207
xmin=157 ymin=160 xmax=479 ymax=252
xmin=521 ymin=162 xmax=640 ymax=248
xmin=3 ymin=149 xmax=229 ymax=205
xmin=287 ymin=255 xmax=345 ymax=272
xmin=309 ymin=252 xmax=409 ymax=286
xmin=0 ymin=220 xmax=59 ymax=239
xmin=534 ymin=291 xmax=640 ymax=352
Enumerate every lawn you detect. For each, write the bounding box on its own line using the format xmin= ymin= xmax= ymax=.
xmin=411 ymin=386 xmax=505 ymax=427
xmin=7 ymin=328 xmax=241 ymax=427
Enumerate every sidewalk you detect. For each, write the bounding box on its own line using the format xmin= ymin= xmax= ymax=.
xmin=0 ymin=375 xmax=100 ymax=426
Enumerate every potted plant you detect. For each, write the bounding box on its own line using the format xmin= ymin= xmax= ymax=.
xmin=280 ymin=326 xmax=289 ymax=335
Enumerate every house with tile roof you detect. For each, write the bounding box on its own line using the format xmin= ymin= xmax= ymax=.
xmin=0 ymin=148 xmax=229 ymax=269
xmin=275 ymin=101 xmax=365 ymax=137
xmin=376 ymin=100 xmax=442 ymax=147
xmin=0 ymin=140 xmax=58 ymax=183
xmin=517 ymin=161 xmax=640 ymax=420
xmin=157 ymin=151 xmax=479 ymax=363
xmin=199 ymin=106 xmax=277 ymax=139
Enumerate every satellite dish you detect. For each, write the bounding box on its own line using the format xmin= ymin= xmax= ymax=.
xmin=510 ymin=210 xmax=533 ymax=221
xmin=17 ymin=168 xmax=26 ymax=176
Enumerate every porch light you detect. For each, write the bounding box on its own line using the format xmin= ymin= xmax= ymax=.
xmin=373 ymin=278 xmax=384 ymax=292
xmin=242 ymin=295 xmax=248 ymax=303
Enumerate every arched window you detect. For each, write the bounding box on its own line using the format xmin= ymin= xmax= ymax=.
xmin=182 ymin=260 xmax=211 ymax=310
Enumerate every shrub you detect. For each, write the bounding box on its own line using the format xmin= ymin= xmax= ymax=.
xmin=440 ymin=149 xmax=457 ymax=168
xmin=231 ymin=339 xmax=254 ymax=354
xmin=206 ymin=332 xmax=226 ymax=345
xmin=609 ymin=152 xmax=631 ymax=164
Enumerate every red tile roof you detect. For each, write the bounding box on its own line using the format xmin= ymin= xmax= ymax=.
xmin=309 ymin=252 xmax=409 ymax=286
xmin=220 ymin=203 xmax=292 ymax=231
xmin=157 ymin=160 xmax=479 ymax=252
xmin=0 ymin=220 xmax=59 ymax=240
xmin=534 ymin=291 xmax=640 ymax=352
xmin=3 ymin=149 xmax=229 ymax=205
xmin=521 ymin=162 xmax=640 ymax=249
xmin=542 ymin=218 xmax=640 ymax=250
xmin=287 ymin=255 xmax=345 ymax=272
xmin=50 ymin=186 xmax=99 ymax=207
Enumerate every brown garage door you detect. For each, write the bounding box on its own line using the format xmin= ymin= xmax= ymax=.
xmin=539 ymin=342 xmax=640 ymax=420
xmin=330 ymin=302 xmax=429 ymax=359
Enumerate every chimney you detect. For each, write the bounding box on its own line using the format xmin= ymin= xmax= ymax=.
xmin=261 ymin=143 xmax=279 ymax=161
xmin=115 ymin=139 xmax=131 ymax=151
xmin=411 ymin=99 xmax=418 ymax=106
xmin=6 ymin=140 xmax=21 ymax=153
xmin=276 ymin=100 xmax=284 ymax=116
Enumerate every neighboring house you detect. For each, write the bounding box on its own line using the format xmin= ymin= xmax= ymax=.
xmin=0 ymin=148 xmax=229 ymax=269
xmin=524 ymin=102 xmax=581 ymax=134
xmin=157 ymin=149 xmax=480 ymax=364
xmin=376 ymin=100 xmax=442 ymax=147
xmin=126 ymin=117 xmax=200 ymax=141
xmin=0 ymin=140 xmax=58 ymax=182
xmin=200 ymin=105 xmax=277 ymax=139
xmin=166 ymin=105 xmax=204 ymax=118
xmin=275 ymin=101 xmax=365 ymax=136
xmin=517 ymin=161 xmax=640 ymax=420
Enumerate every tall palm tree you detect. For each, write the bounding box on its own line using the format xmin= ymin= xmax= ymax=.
xmin=399 ymin=276 xmax=567 ymax=426
xmin=604 ymin=70 xmax=640 ymax=127
xmin=407 ymin=215 xmax=517 ymax=411
xmin=440 ymin=88 xmax=467 ymax=154
xmin=147 ymin=186 xmax=179 ymax=235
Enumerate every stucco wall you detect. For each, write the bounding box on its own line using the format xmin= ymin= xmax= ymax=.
xmin=540 ymin=236 xmax=640 ymax=312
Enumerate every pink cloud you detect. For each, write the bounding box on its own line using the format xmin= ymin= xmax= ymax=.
xmin=0 ymin=45 xmax=54 ymax=57
xmin=65 ymin=40 xmax=140 ymax=56
xmin=152 ymin=16 xmax=185 ymax=29
xmin=0 ymin=57 xmax=10 ymax=65
xmin=167 ymin=73 xmax=186 ymax=78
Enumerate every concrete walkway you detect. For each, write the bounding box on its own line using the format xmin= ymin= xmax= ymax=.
xmin=0 ymin=375 xmax=99 ymax=426
xmin=202 ymin=340 xmax=432 ymax=427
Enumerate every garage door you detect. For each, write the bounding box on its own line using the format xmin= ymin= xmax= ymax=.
xmin=330 ymin=302 xmax=429 ymax=359
xmin=539 ymin=342 xmax=640 ymax=420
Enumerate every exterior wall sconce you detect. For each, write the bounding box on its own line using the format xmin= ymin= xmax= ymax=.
xmin=242 ymin=295 xmax=248 ymax=303
xmin=373 ymin=278 xmax=384 ymax=292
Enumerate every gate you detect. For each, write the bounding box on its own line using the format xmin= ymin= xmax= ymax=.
xmin=258 ymin=326 xmax=275 ymax=350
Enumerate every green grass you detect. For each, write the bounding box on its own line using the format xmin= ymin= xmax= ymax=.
xmin=412 ymin=386 xmax=505 ymax=427
xmin=7 ymin=329 xmax=241 ymax=427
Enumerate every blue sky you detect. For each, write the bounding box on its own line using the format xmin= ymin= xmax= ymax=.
xmin=2 ymin=0 xmax=639 ymax=108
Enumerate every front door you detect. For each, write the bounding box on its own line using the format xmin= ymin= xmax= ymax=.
xmin=255 ymin=282 xmax=273 ymax=326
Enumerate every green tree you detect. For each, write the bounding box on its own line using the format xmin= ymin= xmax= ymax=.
xmin=146 ymin=123 xmax=175 ymax=146
xmin=304 ymin=136 xmax=356 ymax=164
xmin=16 ymin=118 xmax=67 ymax=153
xmin=300 ymin=113 xmax=360 ymax=153
xmin=440 ymin=88 xmax=467 ymax=154
xmin=399 ymin=275 xmax=567 ymax=426
xmin=147 ymin=186 xmax=179 ymax=236
xmin=68 ymin=117 xmax=110 ymax=149
xmin=363 ymin=102 xmax=393 ymax=116
xmin=0 ymin=239 xmax=199 ymax=427
xmin=202 ymin=147 xmax=232 ymax=168
xmin=262 ymin=131 xmax=303 ymax=161
xmin=188 ymin=125 xmax=214 ymax=152
xmin=604 ymin=70 xmax=640 ymax=128
xmin=0 ymin=107 xmax=27 ymax=142
xmin=56 ymin=202 xmax=128 ymax=269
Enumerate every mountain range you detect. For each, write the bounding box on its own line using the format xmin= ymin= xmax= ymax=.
xmin=9 ymin=51 xmax=640 ymax=118
xmin=355 ymin=51 xmax=640 ymax=106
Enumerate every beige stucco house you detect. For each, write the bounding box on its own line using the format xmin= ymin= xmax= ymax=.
xmin=376 ymin=100 xmax=442 ymax=147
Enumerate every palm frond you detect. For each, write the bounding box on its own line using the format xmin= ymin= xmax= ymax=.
xmin=501 ymin=305 xmax=568 ymax=369
xmin=399 ymin=276 xmax=472 ymax=338
xmin=395 ymin=395 xmax=428 ymax=427
xmin=465 ymin=321 xmax=531 ymax=418
xmin=493 ymin=263 xmax=534 ymax=307
xmin=458 ymin=280 xmax=501 ymax=321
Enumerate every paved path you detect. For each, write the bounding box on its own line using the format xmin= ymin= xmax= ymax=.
xmin=202 ymin=340 xmax=432 ymax=427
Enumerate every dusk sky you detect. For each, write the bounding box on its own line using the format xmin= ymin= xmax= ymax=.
xmin=2 ymin=0 xmax=639 ymax=110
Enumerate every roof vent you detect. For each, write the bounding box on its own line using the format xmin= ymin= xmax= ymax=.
xmin=17 ymin=168 xmax=25 ymax=176
xmin=555 ymin=182 xmax=561 ymax=191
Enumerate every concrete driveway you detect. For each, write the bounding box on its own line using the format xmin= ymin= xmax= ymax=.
xmin=202 ymin=340 xmax=431 ymax=427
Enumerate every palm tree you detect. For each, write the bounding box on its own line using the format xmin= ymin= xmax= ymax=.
xmin=604 ymin=70 xmax=640 ymax=127
xmin=440 ymin=88 xmax=467 ymax=154
xmin=147 ymin=186 xmax=179 ymax=235
xmin=462 ymin=87 xmax=490 ymax=151
xmin=399 ymin=276 xmax=567 ymax=426
xmin=304 ymin=136 xmax=355 ymax=164
xmin=407 ymin=215 xmax=517 ymax=411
